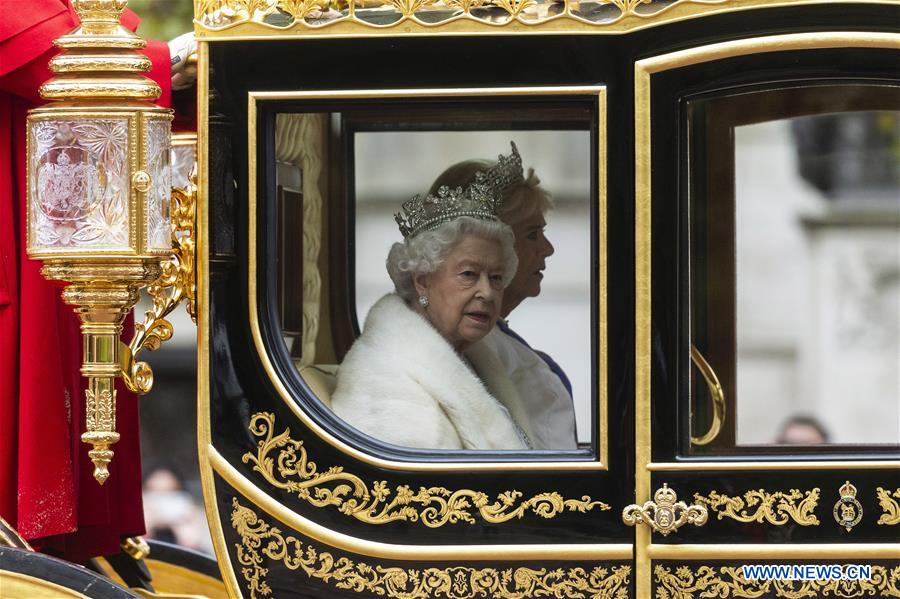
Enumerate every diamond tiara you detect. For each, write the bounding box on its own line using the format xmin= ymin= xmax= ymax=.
xmin=394 ymin=142 xmax=525 ymax=239
xmin=475 ymin=141 xmax=525 ymax=201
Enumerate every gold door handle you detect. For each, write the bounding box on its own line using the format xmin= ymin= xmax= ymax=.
xmin=622 ymin=484 xmax=708 ymax=536
xmin=690 ymin=344 xmax=725 ymax=446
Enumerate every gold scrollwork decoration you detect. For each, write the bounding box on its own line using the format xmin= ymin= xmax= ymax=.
xmin=121 ymin=175 xmax=197 ymax=395
xmin=876 ymin=487 xmax=900 ymax=526
xmin=242 ymin=412 xmax=609 ymax=527
xmin=622 ymin=484 xmax=707 ymax=536
xmin=692 ymin=488 xmax=820 ymax=526
xmin=654 ymin=564 xmax=900 ymax=599
xmin=231 ymin=499 xmax=631 ymax=599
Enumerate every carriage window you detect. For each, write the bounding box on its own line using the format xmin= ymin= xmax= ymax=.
xmin=270 ymin=101 xmax=598 ymax=453
xmin=688 ymin=84 xmax=900 ymax=454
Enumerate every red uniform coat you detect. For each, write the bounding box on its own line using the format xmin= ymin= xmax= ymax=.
xmin=0 ymin=0 xmax=171 ymax=563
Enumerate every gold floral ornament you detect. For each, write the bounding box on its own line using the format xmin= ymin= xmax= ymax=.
xmin=231 ymin=499 xmax=631 ymax=599
xmin=242 ymin=412 xmax=609 ymax=527
xmin=692 ymin=488 xmax=820 ymax=526
xmin=876 ymin=487 xmax=900 ymax=526
xmin=490 ymin=0 xmax=536 ymax=17
xmin=654 ymin=564 xmax=900 ymax=599
xmin=443 ymin=0 xmax=485 ymax=11
xmin=608 ymin=0 xmax=650 ymax=11
xmin=384 ymin=0 xmax=435 ymax=16
xmin=279 ymin=0 xmax=329 ymax=18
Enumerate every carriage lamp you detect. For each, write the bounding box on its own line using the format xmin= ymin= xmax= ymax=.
xmin=26 ymin=0 xmax=175 ymax=484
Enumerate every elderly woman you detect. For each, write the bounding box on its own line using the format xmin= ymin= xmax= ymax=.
xmin=427 ymin=143 xmax=577 ymax=449
xmin=331 ymin=165 xmax=534 ymax=450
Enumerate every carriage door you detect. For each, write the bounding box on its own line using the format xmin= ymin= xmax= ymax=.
xmin=198 ymin=34 xmax=635 ymax=598
xmin=629 ymin=32 xmax=900 ymax=598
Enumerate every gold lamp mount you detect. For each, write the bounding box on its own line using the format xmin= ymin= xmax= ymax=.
xmin=26 ymin=0 xmax=194 ymax=484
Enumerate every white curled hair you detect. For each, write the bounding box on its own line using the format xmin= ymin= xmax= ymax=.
xmin=386 ymin=217 xmax=518 ymax=304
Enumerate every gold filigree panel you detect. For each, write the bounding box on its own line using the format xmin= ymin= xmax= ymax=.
xmin=876 ymin=487 xmax=900 ymax=526
xmin=693 ymin=488 xmax=820 ymax=526
xmin=654 ymin=564 xmax=900 ymax=599
xmin=242 ymin=412 xmax=609 ymax=527
xmin=194 ymin=0 xmax=733 ymax=35
xmin=85 ymin=388 xmax=116 ymax=432
xmin=231 ymin=499 xmax=631 ymax=599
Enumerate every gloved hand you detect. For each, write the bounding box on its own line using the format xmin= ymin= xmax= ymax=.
xmin=168 ymin=32 xmax=197 ymax=91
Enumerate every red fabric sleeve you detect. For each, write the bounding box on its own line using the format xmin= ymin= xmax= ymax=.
xmin=0 ymin=0 xmax=79 ymax=542
xmin=143 ymin=39 xmax=172 ymax=109
xmin=0 ymin=94 xmax=21 ymax=526
xmin=0 ymin=0 xmax=72 ymax=77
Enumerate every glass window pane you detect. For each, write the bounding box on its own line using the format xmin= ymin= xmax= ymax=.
xmin=272 ymin=103 xmax=598 ymax=455
xmin=689 ymin=84 xmax=900 ymax=453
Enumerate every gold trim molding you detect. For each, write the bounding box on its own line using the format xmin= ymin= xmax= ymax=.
xmin=196 ymin=0 xmax=721 ymax=33
xmin=247 ymin=86 xmax=610 ymax=472
xmin=196 ymin=39 xmax=246 ymax=597
xmin=231 ymin=498 xmax=631 ymax=599
xmin=0 ymin=516 xmax=33 ymax=551
xmin=654 ymin=564 xmax=900 ymax=599
xmin=193 ymin=0 xmax=895 ymax=39
xmin=243 ymin=412 xmax=610 ymax=527
xmin=647 ymin=543 xmax=900 ymax=560
xmin=876 ymin=487 xmax=900 ymax=526
xmin=648 ymin=460 xmax=900 ymax=471
xmin=693 ymin=488 xmax=819 ymax=526
xmin=0 ymin=571 xmax=90 ymax=599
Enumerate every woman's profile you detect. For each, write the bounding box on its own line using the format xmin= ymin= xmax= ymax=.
xmin=331 ymin=146 xmax=533 ymax=450
xmin=427 ymin=143 xmax=577 ymax=449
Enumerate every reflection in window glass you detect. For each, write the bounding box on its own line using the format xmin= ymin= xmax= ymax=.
xmin=734 ymin=112 xmax=900 ymax=445
xmin=354 ymin=131 xmax=592 ymax=445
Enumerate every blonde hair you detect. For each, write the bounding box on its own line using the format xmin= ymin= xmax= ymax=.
xmin=428 ymin=159 xmax=553 ymax=226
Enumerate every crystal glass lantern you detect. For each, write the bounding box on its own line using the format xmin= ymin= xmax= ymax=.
xmin=26 ymin=0 xmax=174 ymax=484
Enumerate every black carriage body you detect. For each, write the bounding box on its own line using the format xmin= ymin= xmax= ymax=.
xmin=198 ymin=4 xmax=900 ymax=598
